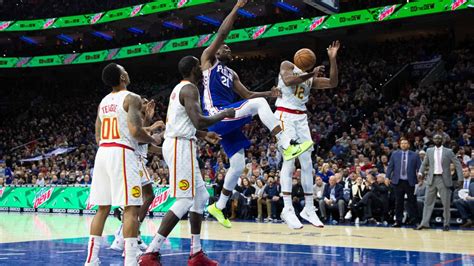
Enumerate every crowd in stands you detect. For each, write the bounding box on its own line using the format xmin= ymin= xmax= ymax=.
xmin=0 ymin=34 xmax=473 ymax=226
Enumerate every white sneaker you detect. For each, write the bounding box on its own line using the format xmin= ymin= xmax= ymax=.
xmin=281 ymin=207 xmax=303 ymax=229
xmin=300 ymin=206 xmax=324 ymax=228
xmin=110 ymin=236 xmax=124 ymax=252
xmin=344 ymin=211 xmax=352 ymax=220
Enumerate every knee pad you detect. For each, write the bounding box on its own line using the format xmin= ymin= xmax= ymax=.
xmin=169 ymin=198 xmax=193 ymax=219
xmin=189 ymin=186 xmax=210 ymax=214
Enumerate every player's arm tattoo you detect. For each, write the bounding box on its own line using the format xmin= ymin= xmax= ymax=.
xmin=126 ymin=94 xmax=158 ymax=144
xmin=313 ymin=57 xmax=338 ymax=89
xmin=181 ymin=84 xmax=233 ymax=129
xmin=280 ymin=61 xmax=315 ymax=87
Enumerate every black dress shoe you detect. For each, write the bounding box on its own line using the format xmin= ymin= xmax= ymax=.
xmin=460 ymin=220 xmax=473 ymax=228
xmin=392 ymin=222 xmax=402 ymax=228
xmin=414 ymin=225 xmax=429 ymax=230
xmin=443 ymin=225 xmax=449 ymax=231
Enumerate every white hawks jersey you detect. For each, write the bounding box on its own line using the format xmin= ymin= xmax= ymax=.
xmin=275 ymin=64 xmax=313 ymax=111
xmin=165 ymin=81 xmax=197 ymax=140
xmin=98 ymin=90 xmax=138 ymax=149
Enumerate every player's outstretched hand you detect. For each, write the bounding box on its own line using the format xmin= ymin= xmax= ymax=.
xmin=204 ymin=132 xmax=222 ymax=144
xmin=223 ymin=108 xmax=236 ymax=118
xmin=145 ymin=99 xmax=156 ymax=121
xmin=236 ymin=0 xmax=248 ymax=8
xmin=327 ymin=40 xmax=340 ymax=59
xmin=312 ymin=65 xmax=325 ymax=77
xmin=270 ymin=86 xmax=282 ymax=98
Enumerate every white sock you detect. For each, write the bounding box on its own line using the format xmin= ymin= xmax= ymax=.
xmin=190 ymin=234 xmax=202 ymax=255
xmin=216 ymin=193 xmax=230 ymax=210
xmin=146 ymin=233 xmax=166 ymax=253
xmin=124 ymin=238 xmax=139 ymax=266
xmin=116 ymin=224 xmax=124 ymax=237
xmin=85 ymin=235 xmax=101 ymax=264
xmin=305 ymin=195 xmax=314 ymax=208
xmin=276 ymin=131 xmax=291 ymax=150
xmin=283 ymin=195 xmax=292 ymax=209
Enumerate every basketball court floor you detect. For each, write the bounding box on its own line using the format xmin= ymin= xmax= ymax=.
xmin=0 ymin=213 xmax=473 ymax=265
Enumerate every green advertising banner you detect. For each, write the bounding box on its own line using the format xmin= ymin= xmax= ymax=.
xmin=25 ymin=55 xmax=64 ymax=67
xmin=54 ymin=15 xmax=90 ymax=28
xmin=263 ymin=19 xmax=320 ymax=39
xmin=322 ymin=9 xmax=375 ymax=28
xmin=0 ymin=186 xmax=213 ymax=213
xmin=73 ymin=50 xmax=109 ymax=64
xmin=0 ymin=0 xmax=470 ymax=68
xmin=160 ymin=36 xmax=200 ymax=52
xmin=0 ymin=57 xmax=18 ymax=68
xmin=388 ymin=0 xmax=470 ymax=20
xmin=0 ymin=0 xmax=215 ymax=32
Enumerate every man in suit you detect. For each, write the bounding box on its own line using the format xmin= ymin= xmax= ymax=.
xmin=386 ymin=138 xmax=422 ymax=227
xmin=453 ymin=168 xmax=474 ymax=227
xmin=319 ymin=175 xmax=345 ymax=223
xmin=415 ymin=134 xmax=463 ymax=231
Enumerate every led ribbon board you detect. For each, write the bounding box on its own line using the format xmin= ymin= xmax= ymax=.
xmin=0 ymin=0 xmax=215 ymax=32
xmin=0 ymin=0 xmax=470 ymax=68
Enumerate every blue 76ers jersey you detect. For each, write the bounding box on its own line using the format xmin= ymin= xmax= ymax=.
xmin=202 ymin=62 xmax=235 ymax=115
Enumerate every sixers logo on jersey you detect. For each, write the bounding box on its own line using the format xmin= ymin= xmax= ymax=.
xmin=216 ymin=64 xmax=233 ymax=88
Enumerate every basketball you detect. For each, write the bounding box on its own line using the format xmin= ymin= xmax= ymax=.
xmin=294 ymin=48 xmax=316 ymax=71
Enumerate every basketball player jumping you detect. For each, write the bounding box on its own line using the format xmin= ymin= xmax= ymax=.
xmin=85 ymin=63 xmax=161 ymax=266
xmin=278 ymin=42 xmax=340 ymax=229
xmin=138 ymin=56 xmax=235 ymax=266
xmin=202 ymin=0 xmax=313 ymax=229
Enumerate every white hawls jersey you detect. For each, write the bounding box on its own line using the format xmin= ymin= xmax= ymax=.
xmin=98 ymin=90 xmax=138 ymax=149
xmin=165 ymin=81 xmax=197 ymax=140
xmin=275 ymin=64 xmax=313 ymax=111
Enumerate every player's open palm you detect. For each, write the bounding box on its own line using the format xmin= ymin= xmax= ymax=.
xmin=327 ymin=40 xmax=340 ymax=59
xmin=145 ymin=99 xmax=156 ymax=121
xmin=204 ymin=132 xmax=222 ymax=144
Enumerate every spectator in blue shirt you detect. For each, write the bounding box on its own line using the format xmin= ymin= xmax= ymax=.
xmin=317 ymin=163 xmax=334 ymax=183
xmin=330 ymin=140 xmax=345 ymax=157
xmin=263 ymin=177 xmax=281 ymax=221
